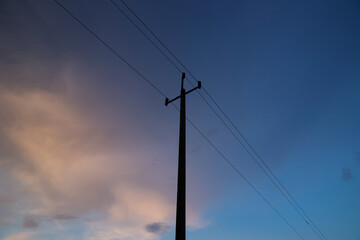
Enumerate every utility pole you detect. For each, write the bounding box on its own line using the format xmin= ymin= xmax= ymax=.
xmin=165 ymin=73 xmax=201 ymax=240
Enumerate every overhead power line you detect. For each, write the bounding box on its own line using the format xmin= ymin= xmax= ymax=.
xmin=52 ymin=0 xmax=167 ymax=99
xmin=110 ymin=0 xmax=183 ymax=74
xmin=171 ymin=107 xmax=306 ymax=240
xmin=109 ymin=1 xmax=327 ymax=240
xmin=52 ymin=1 xmax=307 ymax=239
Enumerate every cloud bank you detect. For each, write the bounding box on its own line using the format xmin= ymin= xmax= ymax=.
xmin=0 ymin=85 xmax=208 ymax=239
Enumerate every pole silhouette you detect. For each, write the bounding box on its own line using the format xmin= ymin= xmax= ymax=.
xmin=165 ymin=73 xmax=201 ymax=240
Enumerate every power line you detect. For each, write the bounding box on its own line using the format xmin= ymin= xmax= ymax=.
xmin=52 ymin=0 xmax=167 ymax=99
xmin=209 ymin=91 xmax=328 ymax=240
xmin=53 ymin=1 xmax=306 ymax=238
xmin=110 ymin=0 xmax=183 ymax=74
xmin=172 ymin=105 xmax=306 ymax=240
xmin=109 ymin=1 xmax=327 ymax=240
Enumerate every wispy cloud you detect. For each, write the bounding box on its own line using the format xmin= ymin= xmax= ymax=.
xmin=21 ymin=213 xmax=80 ymax=230
xmin=22 ymin=215 xmax=39 ymax=229
xmin=145 ymin=222 xmax=171 ymax=234
xmin=51 ymin=214 xmax=78 ymax=221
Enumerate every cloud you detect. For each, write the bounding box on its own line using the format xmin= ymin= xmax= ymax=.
xmin=145 ymin=222 xmax=171 ymax=234
xmin=1 ymin=232 xmax=35 ymax=240
xmin=342 ymin=168 xmax=353 ymax=182
xmin=0 ymin=88 xmax=208 ymax=239
xmin=0 ymin=1 xmax=216 ymax=236
xmin=21 ymin=213 xmax=79 ymax=230
xmin=51 ymin=214 xmax=78 ymax=221
xmin=22 ymin=215 xmax=39 ymax=229
xmin=83 ymin=223 xmax=157 ymax=240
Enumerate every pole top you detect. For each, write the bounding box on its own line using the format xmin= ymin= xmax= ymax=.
xmin=181 ymin=72 xmax=186 ymax=90
xmin=165 ymin=72 xmax=200 ymax=107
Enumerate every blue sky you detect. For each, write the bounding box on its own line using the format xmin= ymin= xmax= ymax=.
xmin=0 ymin=0 xmax=359 ymax=240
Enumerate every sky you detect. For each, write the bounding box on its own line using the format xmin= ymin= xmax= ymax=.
xmin=0 ymin=0 xmax=359 ymax=239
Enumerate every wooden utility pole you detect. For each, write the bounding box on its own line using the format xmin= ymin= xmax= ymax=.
xmin=165 ymin=73 xmax=201 ymax=240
